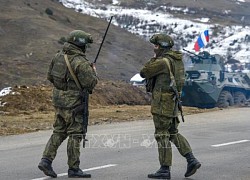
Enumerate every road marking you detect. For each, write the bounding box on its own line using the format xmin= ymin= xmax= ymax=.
xmin=31 ymin=164 xmax=117 ymax=180
xmin=211 ymin=140 xmax=250 ymax=147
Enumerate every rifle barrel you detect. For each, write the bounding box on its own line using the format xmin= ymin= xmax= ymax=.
xmin=82 ymin=91 xmax=89 ymax=148
xmin=183 ymin=48 xmax=205 ymax=59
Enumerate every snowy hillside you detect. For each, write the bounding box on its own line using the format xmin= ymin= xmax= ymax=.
xmin=59 ymin=0 xmax=250 ymax=66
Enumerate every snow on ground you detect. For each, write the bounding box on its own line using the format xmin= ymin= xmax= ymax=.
xmin=0 ymin=87 xmax=12 ymax=97
xmin=59 ymin=0 xmax=250 ymax=63
xmin=0 ymin=87 xmax=12 ymax=107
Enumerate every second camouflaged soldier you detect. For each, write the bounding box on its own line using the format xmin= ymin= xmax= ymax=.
xmin=38 ymin=30 xmax=98 ymax=178
xmin=140 ymin=33 xmax=201 ymax=179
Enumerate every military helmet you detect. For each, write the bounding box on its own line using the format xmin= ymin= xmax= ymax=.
xmin=149 ymin=33 xmax=174 ymax=48
xmin=67 ymin=30 xmax=93 ymax=47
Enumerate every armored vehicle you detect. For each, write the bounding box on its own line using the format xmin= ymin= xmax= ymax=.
xmin=181 ymin=50 xmax=250 ymax=108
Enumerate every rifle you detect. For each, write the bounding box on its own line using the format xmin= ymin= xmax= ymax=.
xmin=82 ymin=90 xmax=89 ymax=148
xmin=170 ymin=81 xmax=185 ymax=122
xmin=82 ymin=16 xmax=113 ymax=147
xmin=71 ymin=91 xmax=89 ymax=148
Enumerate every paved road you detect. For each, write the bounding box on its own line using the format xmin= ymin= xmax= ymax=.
xmin=0 ymin=108 xmax=250 ymax=180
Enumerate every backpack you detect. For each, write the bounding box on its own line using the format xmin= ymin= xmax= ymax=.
xmin=164 ymin=51 xmax=185 ymax=92
xmin=49 ymin=52 xmax=68 ymax=90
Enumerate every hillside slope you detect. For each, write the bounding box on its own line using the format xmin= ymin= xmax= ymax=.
xmin=0 ymin=0 xmax=152 ymax=89
xmin=60 ymin=0 xmax=250 ymax=64
xmin=81 ymin=0 xmax=250 ymax=25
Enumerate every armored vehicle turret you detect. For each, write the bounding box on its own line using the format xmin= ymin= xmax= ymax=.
xmin=181 ymin=49 xmax=250 ymax=108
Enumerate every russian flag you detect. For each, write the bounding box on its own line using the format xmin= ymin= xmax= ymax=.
xmin=194 ymin=30 xmax=209 ymax=52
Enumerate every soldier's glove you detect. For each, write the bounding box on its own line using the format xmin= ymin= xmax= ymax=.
xmin=91 ymin=63 xmax=97 ymax=76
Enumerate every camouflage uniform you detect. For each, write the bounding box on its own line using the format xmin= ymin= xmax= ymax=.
xmin=140 ymin=33 xmax=201 ymax=179
xmin=140 ymin=51 xmax=192 ymax=166
xmin=43 ymin=42 xmax=97 ymax=168
xmin=39 ymin=30 xmax=97 ymax=178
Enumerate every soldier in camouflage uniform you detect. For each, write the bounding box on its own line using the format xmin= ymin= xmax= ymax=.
xmin=38 ymin=30 xmax=98 ymax=178
xmin=140 ymin=33 xmax=201 ymax=179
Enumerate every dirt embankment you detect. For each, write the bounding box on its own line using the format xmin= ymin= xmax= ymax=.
xmin=0 ymin=81 xmax=218 ymax=136
xmin=0 ymin=81 xmax=150 ymax=114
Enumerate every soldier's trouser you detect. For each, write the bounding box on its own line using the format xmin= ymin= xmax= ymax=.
xmin=42 ymin=108 xmax=83 ymax=169
xmin=153 ymin=115 xmax=192 ymax=166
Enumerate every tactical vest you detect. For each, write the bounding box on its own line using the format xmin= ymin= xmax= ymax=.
xmin=49 ymin=53 xmax=68 ymax=90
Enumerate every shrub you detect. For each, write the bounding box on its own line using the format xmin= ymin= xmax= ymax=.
xmin=45 ymin=8 xmax=53 ymax=16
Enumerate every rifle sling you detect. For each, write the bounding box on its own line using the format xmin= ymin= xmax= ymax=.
xmin=164 ymin=57 xmax=185 ymax=122
xmin=64 ymin=54 xmax=89 ymax=148
xmin=164 ymin=57 xmax=176 ymax=88
xmin=64 ymin=54 xmax=82 ymax=91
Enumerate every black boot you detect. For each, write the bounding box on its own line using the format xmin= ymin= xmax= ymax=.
xmin=148 ymin=166 xmax=171 ymax=179
xmin=68 ymin=168 xmax=91 ymax=178
xmin=184 ymin=152 xmax=201 ymax=177
xmin=38 ymin=158 xmax=57 ymax=178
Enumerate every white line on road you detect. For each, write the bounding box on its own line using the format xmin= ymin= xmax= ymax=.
xmin=31 ymin=164 xmax=117 ymax=180
xmin=211 ymin=140 xmax=250 ymax=147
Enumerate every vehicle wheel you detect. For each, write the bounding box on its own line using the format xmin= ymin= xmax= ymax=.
xmin=216 ymin=90 xmax=234 ymax=108
xmin=234 ymin=91 xmax=246 ymax=106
